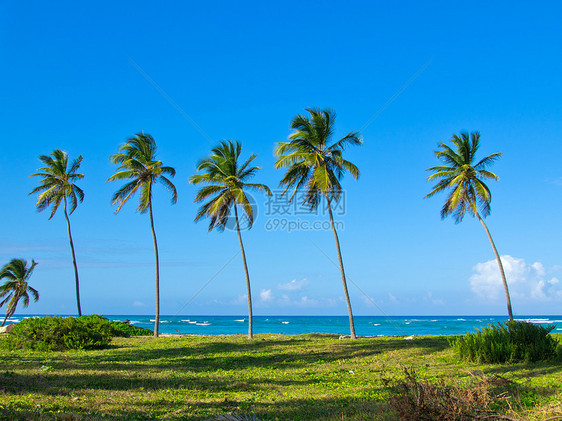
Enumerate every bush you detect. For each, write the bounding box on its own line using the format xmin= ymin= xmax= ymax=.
xmin=0 ymin=315 xmax=113 ymax=351
xmin=384 ymin=368 xmax=516 ymax=421
xmin=108 ymin=320 xmax=152 ymax=337
xmin=78 ymin=315 xmax=152 ymax=337
xmin=451 ymin=321 xmax=559 ymax=363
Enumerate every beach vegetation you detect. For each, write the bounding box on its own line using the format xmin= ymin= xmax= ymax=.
xmin=108 ymin=320 xmax=153 ymax=337
xmin=274 ymin=108 xmax=362 ymax=339
xmin=0 ymin=315 xmax=113 ymax=351
xmin=425 ymin=132 xmax=514 ymax=320
xmin=29 ymin=149 xmax=84 ymax=316
xmin=450 ymin=320 xmax=560 ymax=363
xmin=190 ymin=140 xmax=271 ymax=340
xmin=77 ymin=315 xmax=152 ymax=337
xmin=0 ymin=334 xmax=560 ymax=420
xmin=0 ymin=259 xmax=39 ymax=327
xmin=107 ymin=133 xmax=177 ymax=337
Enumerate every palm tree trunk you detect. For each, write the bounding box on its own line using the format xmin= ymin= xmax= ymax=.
xmin=3 ymin=298 xmax=18 ymax=326
xmin=476 ymin=212 xmax=514 ymax=321
xmin=326 ymin=194 xmax=357 ymax=339
xmin=64 ymin=197 xmax=82 ymax=317
xmin=234 ymin=205 xmax=253 ymax=340
xmin=149 ymin=202 xmax=160 ymax=337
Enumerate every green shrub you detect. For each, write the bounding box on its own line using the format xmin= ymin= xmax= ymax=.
xmin=108 ymin=320 xmax=152 ymax=337
xmin=451 ymin=321 xmax=559 ymax=363
xmin=0 ymin=315 xmax=113 ymax=351
xmin=77 ymin=315 xmax=152 ymax=337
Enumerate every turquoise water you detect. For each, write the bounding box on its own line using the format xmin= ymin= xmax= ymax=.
xmin=9 ymin=315 xmax=560 ymax=336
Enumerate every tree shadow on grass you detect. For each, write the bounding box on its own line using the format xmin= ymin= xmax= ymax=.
xmin=0 ymin=394 xmax=390 ymax=421
xmin=1 ymin=335 xmax=451 ymax=374
xmin=483 ymin=360 xmax=562 ymax=379
xmin=0 ymin=364 xmax=374 ymax=395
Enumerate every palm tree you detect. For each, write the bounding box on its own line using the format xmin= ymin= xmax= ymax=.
xmin=190 ymin=140 xmax=271 ymax=339
xmin=107 ymin=133 xmax=177 ymax=337
xmin=425 ymin=131 xmax=513 ymax=320
xmin=274 ymin=108 xmax=362 ymax=339
xmin=30 ymin=149 xmax=84 ymax=316
xmin=0 ymin=259 xmax=39 ymax=326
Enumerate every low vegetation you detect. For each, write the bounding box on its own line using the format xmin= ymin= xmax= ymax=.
xmin=451 ymin=320 xmax=560 ymax=363
xmin=107 ymin=319 xmax=153 ymax=337
xmin=0 ymin=315 xmax=151 ymax=351
xmin=0 ymin=333 xmax=560 ymax=420
xmin=0 ymin=315 xmax=113 ymax=351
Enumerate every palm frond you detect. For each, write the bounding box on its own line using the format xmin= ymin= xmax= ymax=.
xmin=474 ymin=152 xmax=501 ymax=170
xmin=191 ymin=140 xmax=269 ymax=232
xmin=112 ymin=180 xmax=140 ymax=213
xmin=108 ymin=133 xmax=176 ymax=215
xmin=30 ymin=150 xmax=84 ymax=219
xmin=327 ymin=131 xmax=363 ymax=151
xmin=245 ymin=183 xmax=272 ymax=196
xmin=0 ymin=259 xmax=39 ymax=315
xmin=275 ymin=108 xmax=361 ymax=210
xmin=426 ymin=131 xmax=501 ymax=222
xmin=159 ymin=176 xmax=177 ymax=204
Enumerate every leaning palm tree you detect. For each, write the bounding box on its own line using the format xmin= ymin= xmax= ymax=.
xmin=274 ymin=108 xmax=362 ymax=339
xmin=107 ymin=133 xmax=177 ymax=337
xmin=190 ymin=140 xmax=271 ymax=340
xmin=425 ymin=131 xmax=513 ymax=320
xmin=30 ymin=149 xmax=84 ymax=316
xmin=0 ymin=259 xmax=39 ymax=326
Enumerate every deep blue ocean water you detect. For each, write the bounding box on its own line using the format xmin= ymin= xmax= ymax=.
xmin=9 ymin=315 xmax=562 ymax=336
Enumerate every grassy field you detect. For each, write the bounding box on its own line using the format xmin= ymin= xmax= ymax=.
xmin=0 ymin=334 xmax=560 ymax=420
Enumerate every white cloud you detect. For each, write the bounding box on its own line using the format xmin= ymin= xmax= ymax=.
xmin=469 ymin=255 xmax=562 ymax=302
xmin=425 ymin=291 xmax=445 ymax=306
xmin=296 ymin=296 xmax=319 ymax=307
xmin=277 ymin=278 xmax=308 ymax=291
xmin=230 ymin=294 xmax=247 ymax=305
xmin=132 ymin=300 xmax=146 ymax=307
xmin=260 ymin=289 xmax=273 ymax=302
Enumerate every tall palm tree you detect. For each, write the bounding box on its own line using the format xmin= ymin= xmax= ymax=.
xmin=425 ymin=131 xmax=513 ymax=320
xmin=107 ymin=133 xmax=177 ymax=337
xmin=190 ymin=140 xmax=271 ymax=339
xmin=0 ymin=259 xmax=39 ymax=326
xmin=30 ymin=149 xmax=84 ymax=316
xmin=274 ymin=108 xmax=362 ymax=339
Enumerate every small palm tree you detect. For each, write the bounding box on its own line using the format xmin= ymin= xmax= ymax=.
xmin=30 ymin=149 xmax=84 ymax=316
xmin=107 ymin=133 xmax=177 ymax=337
xmin=190 ymin=140 xmax=271 ymax=339
xmin=0 ymin=259 xmax=39 ymax=326
xmin=425 ymin=131 xmax=513 ymax=320
xmin=274 ymin=108 xmax=362 ymax=339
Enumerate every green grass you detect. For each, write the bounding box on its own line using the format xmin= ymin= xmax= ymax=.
xmin=0 ymin=333 xmax=560 ymax=420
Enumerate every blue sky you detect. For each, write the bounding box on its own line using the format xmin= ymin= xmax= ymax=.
xmin=1 ymin=1 xmax=561 ymax=317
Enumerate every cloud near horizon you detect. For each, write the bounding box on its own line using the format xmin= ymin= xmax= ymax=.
xmin=277 ymin=278 xmax=308 ymax=291
xmin=469 ymin=255 xmax=561 ymax=302
xmin=256 ymin=278 xmax=342 ymax=308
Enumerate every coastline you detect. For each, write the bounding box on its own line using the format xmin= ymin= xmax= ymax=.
xmin=5 ymin=314 xmax=562 ymax=337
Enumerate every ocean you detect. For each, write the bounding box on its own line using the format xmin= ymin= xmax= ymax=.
xmin=7 ymin=315 xmax=562 ymax=336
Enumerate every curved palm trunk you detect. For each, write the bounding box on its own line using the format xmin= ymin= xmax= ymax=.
xmin=326 ymin=194 xmax=357 ymax=339
xmin=234 ymin=205 xmax=253 ymax=339
xmin=2 ymin=296 xmax=19 ymax=326
xmin=476 ymin=212 xmax=514 ymax=321
xmin=64 ymin=197 xmax=82 ymax=317
xmin=149 ymin=202 xmax=160 ymax=337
